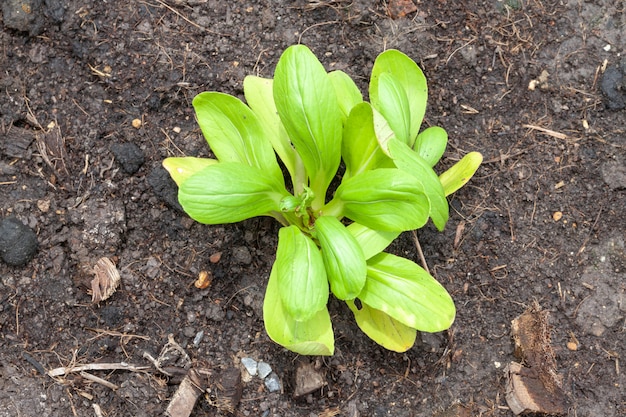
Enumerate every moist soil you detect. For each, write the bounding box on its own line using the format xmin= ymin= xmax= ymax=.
xmin=1 ymin=1 xmax=625 ymax=416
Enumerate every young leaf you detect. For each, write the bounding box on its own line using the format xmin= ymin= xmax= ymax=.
xmin=370 ymin=50 xmax=428 ymax=147
xmin=192 ymin=92 xmax=284 ymax=183
xmin=314 ymin=216 xmax=367 ymax=300
xmin=243 ymin=76 xmax=304 ymax=186
xmin=414 ymin=126 xmax=448 ymax=167
xmin=328 ymin=70 xmax=363 ymax=121
xmin=162 ymin=157 xmax=218 ymax=187
xmin=372 ymin=106 xmax=396 ymax=157
xmin=327 ymin=168 xmax=430 ymax=232
xmin=372 ymin=72 xmax=412 ymax=145
xmin=387 ymin=138 xmax=449 ymax=231
xmin=359 ymin=252 xmax=456 ymax=333
xmin=275 ymin=226 xmax=329 ymax=321
xmin=346 ymin=299 xmax=417 ymax=352
xmin=178 ymin=162 xmax=287 ymax=224
xmin=264 ymin=266 xmax=334 ymax=356
xmin=273 ymin=45 xmax=342 ymax=207
xmin=346 ymin=223 xmax=399 ymax=261
xmin=439 ymin=151 xmax=483 ymax=196
xmin=342 ymin=103 xmax=392 ymax=179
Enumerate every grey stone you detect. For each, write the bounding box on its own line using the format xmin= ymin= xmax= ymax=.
xmin=257 ymin=361 xmax=272 ymax=379
xmin=241 ymin=357 xmax=258 ymax=376
xmin=264 ymin=372 xmax=282 ymax=393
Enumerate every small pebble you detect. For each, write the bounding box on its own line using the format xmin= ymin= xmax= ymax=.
xmin=264 ymin=372 xmax=282 ymax=393
xmin=241 ymin=357 xmax=258 ymax=376
xmin=257 ymin=361 xmax=272 ymax=379
xmin=193 ymin=330 xmax=204 ymax=347
xmin=552 ymin=211 xmax=563 ymax=221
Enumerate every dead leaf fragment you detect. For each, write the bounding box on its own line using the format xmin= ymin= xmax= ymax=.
xmin=91 ymin=257 xmax=121 ymax=303
xmin=194 ymin=270 xmax=212 ymax=289
xmin=387 ymin=0 xmax=417 ymax=19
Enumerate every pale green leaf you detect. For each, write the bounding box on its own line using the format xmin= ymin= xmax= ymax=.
xmin=372 ymin=106 xmax=395 ymax=157
xmin=192 ymin=92 xmax=283 ymax=183
xmin=373 ymin=72 xmax=412 ymax=145
xmin=243 ymin=76 xmax=303 ymax=184
xmin=342 ymin=103 xmax=392 ymax=179
xmin=314 ymin=216 xmax=367 ymax=300
xmin=275 ymin=226 xmax=328 ymax=321
xmin=359 ymin=252 xmax=456 ymax=333
xmin=370 ymin=50 xmax=427 ymax=147
xmin=387 ymin=138 xmax=449 ymax=231
xmin=162 ymin=157 xmax=218 ymax=187
xmin=346 ymin=223 xmax=399 ymax=261
xmin=414 ymin=126 xmax=448 ymax=167
xmin=328 ymin=70 xmax=363 ymax=121
xmin=328 ymin=168 xmax=430 ymax=232
xmin=273 ymin=45 xmax=342 ymax=206
xmin=264 ymin=266 xmax=334 ymax=356
xmin=439 ymin=151 xmax=483 ymax=196
xmin=346 ymin=299 xmax=417 ymax=352
xmin=177 ymin=162 xmax=287 ymax=224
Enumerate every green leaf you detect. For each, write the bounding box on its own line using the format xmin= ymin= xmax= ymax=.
xmin=346 ymin=299 xmax=417 ymax=352
xmin=372 ymin=106 xmax=396 ymax=157
xmin=264 ymin=265 xmax=334 ymax=355
xmin=328 ymin=168 xmax=430 ymax=232
xmin=314 ymin=216 xmax=367 ymax=300
xmin=328 ymin=70 xmax=363 ymax=121
xmin=192 ymin=92 xmax=283 ymax=183
xmin=370 ymin=50 xmax=428 ymax=147
xmin=439 ymin=151 xmax=483 ymax=196
xmin=373 ymin=72 xmax=412 ymax=145
xmin=387 ymin=138 xmax=449 ymax=231
xmin=275 ymin=226 xmax=328 ymax=321
xmin=243 ymin=76 xmax=303 ymax=185
xmin=359 ymin=252 xmax=456 ymax=333
xmin=273 ymin=45 xmax=342 ymax=207
xmin=162 ymin=157 xmax=218 ymax=187
xmin=414 ymin=126 xmax=448 ymax=167
xmin=177 ymin=162 xmax=287 ymax=224
xmin=342 ymin=103 xmax=392 ymax=179
xmin=346 ymin=223 xmax=399 ymax=260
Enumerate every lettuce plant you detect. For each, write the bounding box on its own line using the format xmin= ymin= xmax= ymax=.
xmin=163 ymin=45 xmax=482 ymax=355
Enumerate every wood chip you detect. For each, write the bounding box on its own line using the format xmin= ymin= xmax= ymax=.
xmin=91 ymin=257 xmax=121 ymax=303
xmin=293 ymin=361 xmax=326 ymax=398
xmin=215 ymin=367 xmax=243 ymax=414
xmin=505 ymin=302 xmax=568 ymax=415
xmin=165 ymin=368 xmax=207 ymax=417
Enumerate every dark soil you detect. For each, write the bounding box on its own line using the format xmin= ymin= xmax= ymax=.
xmin=1 ymin=1 xmax=625 ymax=416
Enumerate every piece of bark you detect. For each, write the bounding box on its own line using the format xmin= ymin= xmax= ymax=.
xmin=165 ymin=368 xmax=207 ymax=417
xmin=2 ymin=126 xmax=35 ymax=158
xmin=506 ymin=302 xmax=568 ymax=415
xmin=293 ymin=361 xmax=326 ymax=398
xmin=213 ymin=367 xmax=243 ymax=415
